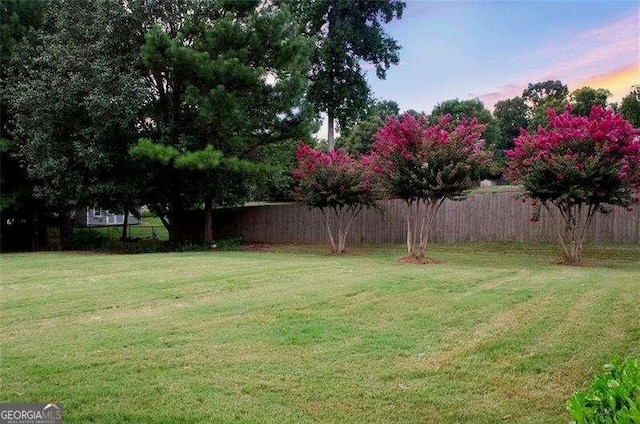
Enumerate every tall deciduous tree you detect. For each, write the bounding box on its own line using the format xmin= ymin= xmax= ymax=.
xmin=522 ymin=80 xmax=569 ymax=109
xmin=0 ymin=0 xmax=47 ymax=250
xmin=493 ymin=96 xmax=529 ymax=169
xmin=505 ymin=107 xmax=640 ymax=263
xmin=130 ymin=0 xmax=312 ymax=243
xmin=570 ymin=87 xmax=611 ymax=117
xmin=290 ymin=0 xmax=405 ymax=150
xmin=339 ymin=98 xmax=399 ymax=156
xmin=620 ymin=86 xmax=640 ymax=127
xmin=372 ymin=113 xmax=490 ymax=260
xmin=522 ymin=80 xmax=569 ymax=130
xmin=7 ymin=0 xmax=146 ymax=247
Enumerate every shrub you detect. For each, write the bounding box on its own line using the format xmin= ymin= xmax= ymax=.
xmin=568 ymin=358 xmax=640 ymax=423
xmin=67 ymin=228 xmax=110 ymax=250
xmin=212 ymin=237 xmax=243 ymax=251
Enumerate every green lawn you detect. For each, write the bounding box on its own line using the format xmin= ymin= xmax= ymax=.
xmin=1 ymin=243 xmax=639 ymax=423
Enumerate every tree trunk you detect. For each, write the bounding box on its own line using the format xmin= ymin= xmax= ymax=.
xmin=30 ymin=211 xmax=39 ymax=251
xmin=322 ymin=208 xmax=338 ymax=252
xmin=327 ymin=112 xmax=335 ymax=151
xmin=405 ymin=201 xmax=414 ymax=255
xmin=120 ymin=208 xmax=129 ymax=242
xmin=59 ymin=208 xmax=72 ymax=250
xmin=555 ymin=202 xmax=597 ymax=264
xmin=204 ymin=197 xmax=214 ymax=243
xmin=327 ymin=3 xmax=336 ymax=152
xmin=167 ymin=199 xmax=184 ymax=244
xmin=418 ymin=200 xmax=443 ymax=258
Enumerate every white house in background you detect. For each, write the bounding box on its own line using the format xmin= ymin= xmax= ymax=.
xmin=75 ymin=207 xmax=141 ymax=227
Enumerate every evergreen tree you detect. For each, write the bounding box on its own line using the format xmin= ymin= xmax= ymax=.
xmin=288 ymin=0 xmax=405 ymax=150
xmin=130 ymin=0 xmax=313 ymax=242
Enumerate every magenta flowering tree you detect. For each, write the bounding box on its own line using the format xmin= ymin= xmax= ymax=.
xmin=372 ymin=113 xmax=490 ymax=259
xmin=506 ymin=106 xmax=640 ymax=263
xmin=293 ymin=143 xmax=381 ymax=253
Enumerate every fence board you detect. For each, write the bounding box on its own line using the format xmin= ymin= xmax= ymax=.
xmin=213 ymin=190 xmax=640 ymax=244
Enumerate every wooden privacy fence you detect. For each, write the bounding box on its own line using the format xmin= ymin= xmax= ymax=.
xmin=212 ymin=190 xmax=640 ymax=244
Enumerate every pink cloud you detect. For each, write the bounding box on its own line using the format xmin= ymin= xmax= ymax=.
xmin=477 ymin=84 xmax=522 ymax=110
xmin=476 ymin=12 xmax=639 ymax=111
xmin=523 ymin=14 xmax=638 ymax=84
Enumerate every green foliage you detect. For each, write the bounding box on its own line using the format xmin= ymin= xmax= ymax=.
xmin=137 ymin=0 xmax=313 ymax=241
xmin=570 ymin=87 xmax=611 ymax=117
xmin=7 ymin=0 xmax=145 ymax=214
xmin=522 ymin=80 xmax=570 ymax=130
xmin=130 ymin=139 xmax=222 ymax=170
xmin=290 ymin=0 xmax=405 ymax=146
xmin=620 ymin=86 xmax=640 ymax=128
xmin=428 ymin=98 xmax=493 ymax=126
xmin=211 ymin=237 xmax=243 ymax=250
xmin=67 ymin=228 xmax=110 ymax=250
xmin=568 ymin=358 xmax=640 ymax=424
xmin=522 ymin=80 xmax=569 ymax=109
xmin=339 ymin=99 xmax=400 ymax=156
xmin=494 ymin=96 xmax=529 ymax=150
xmin=248 ymin=140 xmax=299 ymax=202
xmin=0 ymin=0 xmax=47 ymax=233
xmin=0 ymin=0 xmax=45 ymax=64
xmin=529 ymin=97 xmax=567 ymax=130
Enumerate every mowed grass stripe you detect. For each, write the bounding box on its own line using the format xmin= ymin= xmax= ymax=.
xmin=1 ymin=243 xmax=639 ymax=423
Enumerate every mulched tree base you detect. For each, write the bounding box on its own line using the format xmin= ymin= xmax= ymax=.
xmin=552 ymin=259 xmax=597 ymax=267
xmin=399 ymin=255 xmax=443 ymax=265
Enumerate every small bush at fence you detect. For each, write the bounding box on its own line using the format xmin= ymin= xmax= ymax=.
xmin=67 ymin=228 xmax=110 ymax=250
xmin=211 ymin=237 xmax=243 ymax=250
xmin=568 ymin=357 xmax=640 ymax=423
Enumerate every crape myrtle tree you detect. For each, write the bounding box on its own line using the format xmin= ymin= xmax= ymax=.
xmin=293 ymin=143 xmax=381 ymax=253
xmin=505 ymin=106 xmax=640 ymax=264
xmin=288 ymin=0 xmax=405 ymax=150
xmin=130 ymin=0 xmax=312 ymax=243
xmin=372 ymin=113 xmax=491 ymax=259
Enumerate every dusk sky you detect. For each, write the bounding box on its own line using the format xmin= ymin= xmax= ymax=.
xmin=365 ymin=0 xmax=639 ymax=116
